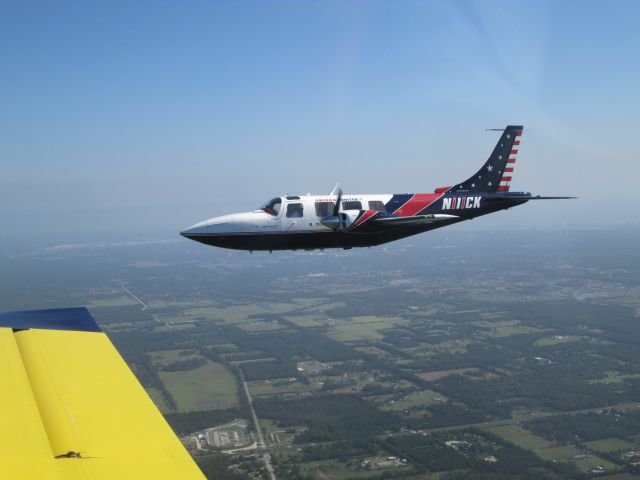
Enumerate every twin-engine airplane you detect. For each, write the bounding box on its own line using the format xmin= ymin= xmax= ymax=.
xmin=181 ymin=125 xmax=574 ymax=252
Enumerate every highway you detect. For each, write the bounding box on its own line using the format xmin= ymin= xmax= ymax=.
xmin=240 ymin=370 xmax=276 ymax=480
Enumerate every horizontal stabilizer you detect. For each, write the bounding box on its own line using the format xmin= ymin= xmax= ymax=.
xmin=375 ymin=214 xmax=458 ymax=226
xmin=525 ymin=196 xmax=577 ymax=200
xmin=485 ymin=194 xmax=577 ymax=201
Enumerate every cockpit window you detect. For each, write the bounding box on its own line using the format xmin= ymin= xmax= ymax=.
xmin=260 ymin=197 xmax=282 ymax=216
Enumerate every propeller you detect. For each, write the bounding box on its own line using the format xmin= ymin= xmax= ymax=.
xmin=320 ymin=183 xmax=343 ymax=230
xmin=332 ymin=185 xmax=343 ymax=217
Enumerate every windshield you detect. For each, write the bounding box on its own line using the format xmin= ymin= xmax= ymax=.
xmin=259 ymin=197 xmax=282 ymax=216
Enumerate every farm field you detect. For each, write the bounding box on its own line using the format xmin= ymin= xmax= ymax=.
xmin=159 ymin=360 xmax=239 ymax=411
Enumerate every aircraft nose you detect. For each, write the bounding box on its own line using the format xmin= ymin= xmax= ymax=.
xmin=179 ymin=227 xmax=196 ymax=238
xmin=180 ymin=214 xmax=236 ymax=238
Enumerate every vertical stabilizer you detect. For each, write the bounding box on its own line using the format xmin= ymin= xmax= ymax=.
xmin=450 ymin=125 xmax=523 ymax=193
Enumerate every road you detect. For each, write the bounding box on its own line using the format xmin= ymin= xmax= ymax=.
xmin=119 ymin=284 xmax=148 ymax=310
xmin=240 ymin=370 xmax=277 ymax=480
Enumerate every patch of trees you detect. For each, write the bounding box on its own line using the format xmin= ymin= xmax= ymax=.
xmin=415 ymin=401 xmax=489 ymax=429
xmin=298 ymin=439 xmax=377 ymax=462
xmin=210 ymin=343 xmax=238 ymax=353
xmin=372 ymin=342 xmax=411 ymax=359
xmin=362 ymin=383 xmax=396 ymax=395
xmin=383 ymin=431 xmax=474 ymax=472
xmin=94 ymin=305 xmax=157 ymax=331
xmin=380 ymin=311 xmax=498 ymax=350
xmin=443 ymin=469 xmax=582 ymax=480
xmin=382 ymin=328 xmax=421 ymax=348
xmin=598 ymin=342 xmax=640 ymax=369
xmin=511 ymin=301 xmax=637 ymax=343
xmin=109 ymin=324 xmax=230 ymax=359
xmin=224 ymin=326 xmax=367 ymax=380
xmin=411 ymin=341 xmax=522 ymax=372
xmin=430 ymin=368 xmax=629 ymax=414
xmin=321 ymin=380 xmax=357 ymax=391
xmin=240 ymin=360 xmax=297 ymax=381
xmin=321 ymin=361 xmax=369 ymax=376
xmin=195 ymin=453 xmax=259 ymax=480
xmin=272 ymin=462 xmax=313 ymax=480
xmin=254 ymin=394 xmax=399 ymax=442
xmin=224 ymin=327 xmax=362 ymax=363
xmin=525 ymin=410 xmax=640 ymax=443
xmin=395 ymin=300 xmax=640 ymax=387
xmin=382 ymin=429 xmax=585 ymax=479
xmin=224 ymin=350 xmax=271 ymax=362
xmin=135 ymin=354 xmax=177 ymax=412
xmin=324 ymin=289 xmax=424 ymax=318
xmin=159 ymin=357 xmax=207 ymax=372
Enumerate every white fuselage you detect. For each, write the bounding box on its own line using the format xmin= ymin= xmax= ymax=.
xmin=182 ymin=194 xmax=394 ymax=236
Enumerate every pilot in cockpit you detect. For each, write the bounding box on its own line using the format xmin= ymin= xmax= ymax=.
xmin=260 ymin=197 xmax=282 ymax=216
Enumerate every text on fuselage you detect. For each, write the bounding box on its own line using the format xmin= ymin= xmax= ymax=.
xmin=442 ymin=196 xmax=482 ymax=210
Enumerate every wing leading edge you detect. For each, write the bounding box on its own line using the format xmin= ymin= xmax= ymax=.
xmin=0 ymin=307 xmax=206 ymax=480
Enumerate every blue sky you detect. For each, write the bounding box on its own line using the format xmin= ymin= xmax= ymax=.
xmin=2 ymin=0 xmax=639 ymax=247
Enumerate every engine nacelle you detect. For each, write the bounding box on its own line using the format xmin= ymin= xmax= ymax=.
xmin=321 ymin=210 xmax=375 ymax=230
xmin=338 ymin=210 xmax=363 ymax=229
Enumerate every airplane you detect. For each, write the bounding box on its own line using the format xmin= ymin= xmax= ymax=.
xmin=181 ymin=125 xmax=574 ymax=252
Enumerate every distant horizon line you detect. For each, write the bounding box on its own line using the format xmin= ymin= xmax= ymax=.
xmin=2 ymin=223 xmax=639 ymax=259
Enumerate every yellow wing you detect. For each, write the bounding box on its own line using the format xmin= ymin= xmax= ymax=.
xmin=0 ymin=307 xmax=206 ymax=480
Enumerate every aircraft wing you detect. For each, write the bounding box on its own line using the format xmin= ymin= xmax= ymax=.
xmin=374 ymin=213 xmax=458 ymax=226
xmin=0 ymin=307 xmax=206 ymax=480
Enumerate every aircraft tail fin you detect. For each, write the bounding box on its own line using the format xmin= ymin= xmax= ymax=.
xmin=448 ymin=125 xmax=523 ymax=193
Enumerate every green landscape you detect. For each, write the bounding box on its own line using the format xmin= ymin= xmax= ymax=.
xmin=3 ymin=228 xmax=640 ymax=479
